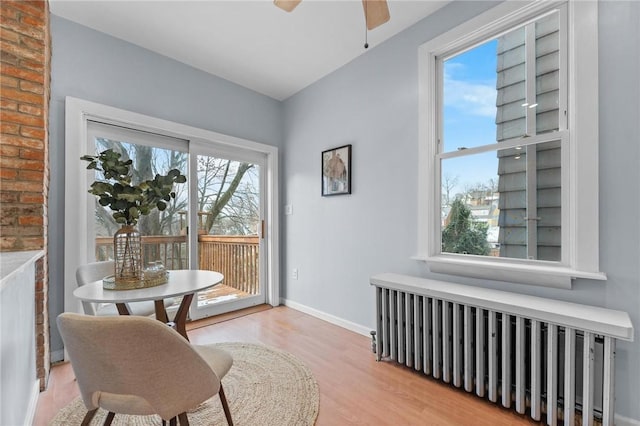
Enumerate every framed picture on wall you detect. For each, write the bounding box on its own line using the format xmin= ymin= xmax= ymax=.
xmin=322 ymin=144 xmax=351 ymax=196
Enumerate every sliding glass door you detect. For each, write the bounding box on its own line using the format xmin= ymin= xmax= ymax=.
xmin=66 ymin=98 xmax=279 ymax=324
xmin=188 ymin=143 xmax=266 ymax=319
xmin=86 ymin=125 xmax=267 ymax=319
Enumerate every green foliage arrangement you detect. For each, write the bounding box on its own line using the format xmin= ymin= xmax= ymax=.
xmin=442 ymin=198 xmax=491 ymax=256
xmin=81 ymin=149 xmax=187 ymax=226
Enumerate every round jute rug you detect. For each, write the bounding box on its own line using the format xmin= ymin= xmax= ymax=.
xmin=50 ymin=342 xmax=319 ymax=426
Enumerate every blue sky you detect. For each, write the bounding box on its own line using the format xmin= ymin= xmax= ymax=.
xmin=442 ymin=39 xmax=499 ymax=196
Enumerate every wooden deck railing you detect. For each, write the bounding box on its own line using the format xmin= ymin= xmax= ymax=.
xmin=198 ymin=235 xmax=259 ymax=295
xmin=95 ymin=234 xmax=259 ymax=295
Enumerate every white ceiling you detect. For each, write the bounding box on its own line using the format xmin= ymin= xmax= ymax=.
xmin=49 ymin=0 xmax=448 ymax=100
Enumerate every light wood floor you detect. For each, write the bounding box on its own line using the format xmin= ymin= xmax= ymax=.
xmin=34 ymin=306 xmax=539 ymax=425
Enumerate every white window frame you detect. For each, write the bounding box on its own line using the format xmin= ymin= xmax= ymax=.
xmin=64 ymin=97 xmax=280 ymax=315
xmin=416 ymin=1 xmax=604 ymax=289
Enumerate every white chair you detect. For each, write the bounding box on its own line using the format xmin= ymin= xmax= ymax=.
xmin=76 ymin=260 xmax=173 ymax=317
xmin=57 ymin=312 xmax=234 ymax=425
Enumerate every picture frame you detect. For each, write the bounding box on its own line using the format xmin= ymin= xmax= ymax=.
xmin=321 ymin=144 xmax=351 ymax=196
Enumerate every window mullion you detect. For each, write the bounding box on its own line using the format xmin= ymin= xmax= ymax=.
xmin=524 ymin=22 xmax=538 ymax=259
xmin=525 ymin=144 xmax=538 ymax=259
xmin=525 ymin=22 xmax=537 ymax=136
xmin=434 ymin=56 xmax=445 ymax=255
xmin=558 ymin=4 xmax=568 ymax=131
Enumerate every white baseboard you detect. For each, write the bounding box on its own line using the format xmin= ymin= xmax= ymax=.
xmin=24 ymin=379 xmax=40 ymax=426
xmin=281 ymin=298 xmax=372 ymax=337
xmin=616 ymin=414 xmax=640 ymax=426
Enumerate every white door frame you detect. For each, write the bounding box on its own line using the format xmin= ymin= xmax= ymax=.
xmin=64 ymin=97 xmax=280 ymax=317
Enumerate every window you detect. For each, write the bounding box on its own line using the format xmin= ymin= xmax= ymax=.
xmin=86 ymin=122 xmax=189 ymax=267
xmin=417 ymin=1 xmax=604 ymax=288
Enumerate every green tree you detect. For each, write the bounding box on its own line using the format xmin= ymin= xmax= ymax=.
xmin=442 ymin=199 xmax=490 ymax=255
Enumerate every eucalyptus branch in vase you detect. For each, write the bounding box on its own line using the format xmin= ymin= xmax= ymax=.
xmin=82 ymin=149 xmax=186 ymax=282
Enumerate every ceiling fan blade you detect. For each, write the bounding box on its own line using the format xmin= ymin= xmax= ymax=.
xmin=274 ymin=0 xmax=302 ymax=13
xmin=362 ymin=0 xmax=390 ymax=30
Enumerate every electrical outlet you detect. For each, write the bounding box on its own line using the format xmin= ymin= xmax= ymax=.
xmin=292 ymin=268 xmax=298 ymax=280
xmin=284 ymin=204 xmax=293 ymax=215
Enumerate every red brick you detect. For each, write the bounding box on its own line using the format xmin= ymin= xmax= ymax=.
xmin=0 ymin=191 xmax=19 ymax=203
xmin=0 ymin=14 xmax=44 ymax=41
xmin=0 ymin=134 xmax=44 ymax=149
xmin=1 ymin=122 xmax=20 ymax=134
xmin=18 ymin=103 xmax=42 ymax=116
xmin=0 ymin=223 xmax=43 ymax=236
xmin=1 ymin=222 xmax=40 ymax=235
xmin=0 ymin=178 xmax=42 ymax=192
xmin=0 ymin=155 xmax=44 ymax=171
xmin=35 ymin=315 xmax=44 ymax=328
xmin=20 ymin=192 xmax=43 ymax=203
xmin=0 ymin=168 xmax=18 ymax=179
xmin=2 ymin=204 xmax=39 ymax=215
xmin=1 ymin=63 xmax=43 ymax=84
xmin=1 ymin=40 xmax=44 ymax=62
xmin=20 ymin=148 xmax=43 ymax=160
xmin=20 ymin=33 xmax=44 ymax=51
xmin=0 ymin=5 xmax=20 ymax=21
xmin=0 ymin=233 xmax=44 ymax=251
xmin=0 ymin=206 xmax=18 ymax=221
xmin=6 ymin=1 xmax=46 ymax=21
xmin=1 ymin=86 xmax=42 ymax=104
xmin=0 ymin=49 xmax=19 ymax=65
xmin=1 ymin=99 xmax=18 ymax=110
xmin=0 ymin=28 xmax=20 ymax=44
xmin=19 ymin=125 xmax=44 ymax=139
xmin=19 ymin=216 xmax=43 ymax=226
xmin=0 ymin=237 xmax=19 ymax=250
xmin=0 ymin=110 xmax=44 ymax=127
xmin=20 ymin=236 xmax=44 ymax=249
xmin=19 ymin=58 xmax=43 ymax=73
xmin=1 ymin=74 xmax=19 ymax=87
xmin=19 ymin=80 xmax=43 ymax=95
xmin=18 ymin=169 xmax=42 ymax=181
xmin=0 ymin=144 xmax=19 ymax=157
xmin=21 ymin=14 xmax=45 ymax=28
xmin=0 ymin=144 xmax=20 ymax=157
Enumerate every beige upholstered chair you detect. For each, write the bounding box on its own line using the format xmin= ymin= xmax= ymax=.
xmin=57 ymin=313 xmax=234 ymax=425
xmin=76 ymin=261 xmax=173 ymax=317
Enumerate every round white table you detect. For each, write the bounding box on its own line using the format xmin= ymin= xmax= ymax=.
xmin=73 ymin=269 xmax=224 ymax=340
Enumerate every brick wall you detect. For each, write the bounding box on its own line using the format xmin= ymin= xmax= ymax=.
xmin=0 ymin=0 xmax=51 ymax=389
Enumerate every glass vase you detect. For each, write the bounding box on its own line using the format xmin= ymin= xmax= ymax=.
xmin=114 ymin=225 xmax=142 ymax=286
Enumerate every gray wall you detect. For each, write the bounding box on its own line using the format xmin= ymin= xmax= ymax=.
xmin=48 ymin=15 xmax=283 ymax=357
xmin=282 ymin=1 xmax=640 ymax=421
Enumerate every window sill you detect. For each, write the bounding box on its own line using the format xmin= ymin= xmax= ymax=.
xmin=412 ymin=254 xmax=606 ymax=289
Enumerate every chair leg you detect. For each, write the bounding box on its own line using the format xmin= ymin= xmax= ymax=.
xmin=178 ymin=412 xmax=190 ymax=425
xmin=81 ymin=409 xmax=98 ymax=426
xmin=169 ymin=417 xmax=177 ymax=426
xmin=219 ymin=384 xmax=233 ymax=426
xmin=103 ymin=412 xmax=115 ymax=426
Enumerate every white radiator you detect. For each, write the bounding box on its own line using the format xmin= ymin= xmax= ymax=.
xmin=371 ymin=273 xmax=634 ymax=426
